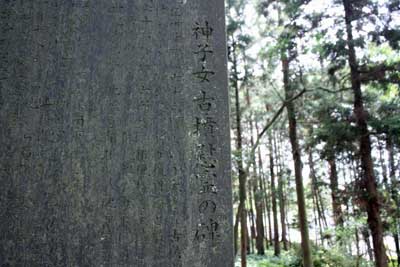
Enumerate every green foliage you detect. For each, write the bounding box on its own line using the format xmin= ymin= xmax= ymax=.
xmin=235 ymin=247 xmax=373 ymax=267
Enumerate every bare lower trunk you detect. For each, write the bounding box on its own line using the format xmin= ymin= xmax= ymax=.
xmin=264 ymin=175 xmax=273 ymax=247
xmin=362 ymin=228 xmax=375 ymax=262
xmin=234 ymin=206 xmax=241 ymax=255
xmin=327 ymin=154 xmax=344 ymax=227
xmin=240 ymin=200 xmax=248 ymax=267
xmin=248 ymin=185 xmax=256 ymax=254
xmin=255 ymin=190 xmax=265 ymax=255
xmin=269 ymin=135 xmax=280 ymax=256
xmin=308 ymin=151 xmax=325 ymax=245
xmin=275 ymin=131 xmax=288 ymax=250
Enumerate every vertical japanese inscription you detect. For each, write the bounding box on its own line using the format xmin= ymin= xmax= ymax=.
xmin=191 ymin=20 xmax=221 ymax=243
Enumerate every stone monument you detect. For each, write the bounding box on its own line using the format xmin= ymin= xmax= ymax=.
xmin=0 ymin=0 xmax=233 ymax=266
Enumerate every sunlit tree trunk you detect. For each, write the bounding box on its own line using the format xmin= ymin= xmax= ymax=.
xmin=269 ymin=134 xmax=280 ymax=256
xmin=248 ymin=187 xmax=256 ymax=254
xmin=275 ymin=132 xmax=289 ymax=251
xmin=264 ymin=173 xmax=273 ymax=247
xmin=234 ymin=207 xmax=241 ymax=255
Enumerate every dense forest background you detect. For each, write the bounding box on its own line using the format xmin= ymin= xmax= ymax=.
xmin=226 ymin=0 xmax=400 ymax=266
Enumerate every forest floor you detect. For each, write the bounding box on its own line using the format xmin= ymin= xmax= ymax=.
xmin=234 ymin=247 xmax=378 ymax=267
xmin=235 ymin=252 xmax=295 ymax=267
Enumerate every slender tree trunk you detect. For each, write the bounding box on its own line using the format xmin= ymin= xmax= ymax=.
xmin=343 ymin=1 xmax=388 ymax=266
xmin=254 ymin=188 xmax=265 ymax=255
xmin=256 ymin=122 xmax=268 ymax=251
xmin=378 ymin=141 xmax=388 ymax=187
xmin=232 ymin=38 xmax=247 ymax=267
xmin=310 ymin=153 xmax=328 ymax=229
xmin=239 ymin=180 xmax=248 ymax=261
xmin=356 ymin=227 xmax=361 ymax=267
xmin=248 ymin=187 xmax=256 ymax=254
xmin=269 ymin=134 xmax=280 ymax=256
xmin=276 ymin=139 xmax=289 ymax=250
xmin=362 ymin=227 xmax=375 ymax=262
xmin=327 ymin=152 xmax=344 ymax=227
xmin=387 ymin=136 xmax=400 ymax=267
xmin=264 ymin=174 xmax=273 ymax=247
xmin=308 ymin=150 xmax=325 ymax=246
xmin=245 ymin=90 xmax=258 ymax=255
xmin=234 ymin=206 xmax=241 ymax=255
xmin=277 ymin=130 xmax=290 ymax=250
xmin=311 ymin=183 xmax=320 ymax=245
xmin=248 ymin=118 xmax=265 ymax=255
xmin=282 ymin=54 xmax=313 ymax=267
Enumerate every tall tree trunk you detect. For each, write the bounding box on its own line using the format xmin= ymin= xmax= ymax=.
xmin=327 ymin=152 xmax=344 ymax=227
xmin=362 ymin=227 xmax=375 ymax=262
xmin=246 ymin=92 xmax=262 ymax=255
xmin=387 ymin=136 xmax=400 ymax=267
xmin=248 ymin=187 xmax=256 ymax=254
xmin=282 ymin=54 xmax=313 ymax=267
xmin=234 ymin=206 xmax=241 ymax=255
xmin=274 ymin=131 xmax=289 ymax=251
xmin=277 ymin=130 xmax=290 ymax=250
xmin=378 ymin=141 xmax=388 ymax=187
xmin=256 ymin=122 xmax=269 ymax=250
xmin=342 ymin=1 xmax=388 ymax=266
xmin=308 ymin=150 xmax=326 ymax=246
xmin=249 ymin=122 xmax=265 ymax=255
xmin=269 ymin=134 xmax=281 ymax=256
xmin=232 ymin=39 xmax=247 ymax=267
xmin=254 ymin=186 xmax=265 ymax=255
xmin=356 ymin=227 xmax=361 ymax=267
xmin=264 ymin=174 xmax=273 ymax=247
xmin=276 ymin=134 xmax=289 ymax=251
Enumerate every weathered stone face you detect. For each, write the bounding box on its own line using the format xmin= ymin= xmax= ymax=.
xmin=0 ymin=1 xmax=233 ymax=266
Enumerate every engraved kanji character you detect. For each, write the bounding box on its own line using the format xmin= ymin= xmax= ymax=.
xmin=194 ymin=43 xmax=213 ymax=62
xmin=197 ymin=143 xmax=216 ymax=156
xmin=192 ymin=21 xmax=213 ymax=41
xmin=199 ymin=181 xmax=218 ymax=194
xmin=193 ymin=171 xmax=217 ymax=183
xmin=194 ymin=219 xmax=220 ymax=241
xmin=193 ymin=117 xmax=217 ymax=135
xmin=193 ymin=90 xmax=214 ymax=112
xmin=198 ymin=153 xmax=217 ymax=169
xmin=199 ymin=200 xmax=217 ymax=214
xmin=193 ymin=65 xmax=215 ymax=82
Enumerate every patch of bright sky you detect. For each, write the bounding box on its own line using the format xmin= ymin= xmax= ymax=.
xmin=241 ymin=0 xmax=400 ymax=76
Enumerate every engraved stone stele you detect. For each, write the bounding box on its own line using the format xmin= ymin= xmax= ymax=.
xmin=0 ymin=1 xmax=233 ymax=266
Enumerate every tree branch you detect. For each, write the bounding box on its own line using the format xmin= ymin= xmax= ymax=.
xmin=244 ymin=88 xmax=308 ymax=172
xmin=358 ymin=61 xmax=400 ymax=84
xmin=315 ymin=86 xmax=352 ymax=94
